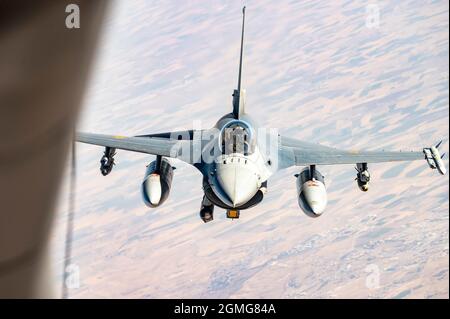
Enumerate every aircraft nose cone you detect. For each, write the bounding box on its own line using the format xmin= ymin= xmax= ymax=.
xmin=216 ymin=159 xmax=259 ymax=207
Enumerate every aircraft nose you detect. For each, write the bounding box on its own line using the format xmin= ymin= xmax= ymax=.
xmin=216 ymin=159 xmax=259 ymax=207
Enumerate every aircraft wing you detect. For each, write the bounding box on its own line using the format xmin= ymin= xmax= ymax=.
xmin=278 ymin=136 xmax=444 ymax=171
xmin=76 ymin=132 xmax=194 ymax=163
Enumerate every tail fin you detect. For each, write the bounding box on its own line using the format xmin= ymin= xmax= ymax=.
xmin=233 ymin=6 xmax=246 ymax=119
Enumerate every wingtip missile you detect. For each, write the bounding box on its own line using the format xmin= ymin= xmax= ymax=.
xmin=424 ymin=143 xmax=447 ymax=175
xmin=430 ymin=146 xmax=447 ymax=175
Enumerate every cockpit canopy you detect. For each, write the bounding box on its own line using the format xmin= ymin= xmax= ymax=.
xmin=220 ymin=120 xmax=256 ymax=155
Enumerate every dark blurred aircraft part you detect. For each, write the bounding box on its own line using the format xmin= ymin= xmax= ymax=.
xmin=0 ymin=0 xmax=108 ymax=298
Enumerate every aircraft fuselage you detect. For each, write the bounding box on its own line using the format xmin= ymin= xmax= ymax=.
xmin=199 ymin=113 xmax=273 ymax=210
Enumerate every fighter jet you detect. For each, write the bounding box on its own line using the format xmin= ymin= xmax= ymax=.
xmin=77 ymin=7 xmax=447 ymax=222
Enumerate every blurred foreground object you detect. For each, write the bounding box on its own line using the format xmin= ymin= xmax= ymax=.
xmin=0 ymin=1 xmax=108 ymax=298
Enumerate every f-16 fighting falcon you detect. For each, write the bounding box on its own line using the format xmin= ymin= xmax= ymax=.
xmin=77 ymin=7 xmax=447 ymax=223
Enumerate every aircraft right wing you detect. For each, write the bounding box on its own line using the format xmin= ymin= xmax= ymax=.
xmin=278 ymin=136 xmax=447 ymax=175
xmin=76 ymin=132 xmax=195 ymax=163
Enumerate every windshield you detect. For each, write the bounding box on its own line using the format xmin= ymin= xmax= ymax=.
xmin=220 ymin=120 xmax=256 ymax=155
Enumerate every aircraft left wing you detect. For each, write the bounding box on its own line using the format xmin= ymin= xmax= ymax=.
xmin=76 ymin=132 xmax=194 ymax=163
xmin=278 ymin=136 xmax=446 ymax=175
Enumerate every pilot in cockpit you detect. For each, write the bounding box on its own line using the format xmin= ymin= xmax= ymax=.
xmin=221 ymin=121 xmax=255 ymax=156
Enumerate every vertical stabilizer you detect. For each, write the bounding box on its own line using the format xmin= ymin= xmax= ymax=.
xmin=232 ymin=6 xmax=246 ymax=118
